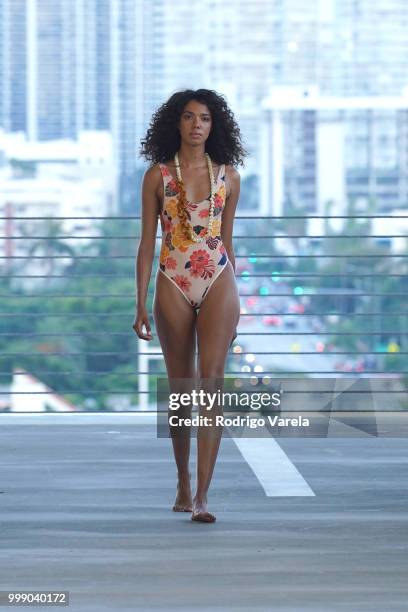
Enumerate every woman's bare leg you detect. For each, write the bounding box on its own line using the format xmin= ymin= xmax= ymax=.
xmin=153 ymin=271 xmax=197 ymax=512
xmin=193 ymin=261 xmax=240 ymax=522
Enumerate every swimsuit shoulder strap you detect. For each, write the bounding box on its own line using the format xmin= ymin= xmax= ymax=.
xmin=158 ymin=162 xmax=171 ymax=187
xmin=217 ymin=163 xmax=226 ymax=186
xmin=158 ymin=162 xmax=179 ymax=201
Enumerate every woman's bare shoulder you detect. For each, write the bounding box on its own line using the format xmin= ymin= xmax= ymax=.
xmin=142 ymin=163 xmax=163 ymax=188
xmin=143 ymin=162 xmax=162 ymax=179
xmin=224 ymin=164 xmax=240 ymax=198
xmin=141 ymin=164 xmax=164 ymax=205
xmin=224 ymin=164 xmax=240 ymax=180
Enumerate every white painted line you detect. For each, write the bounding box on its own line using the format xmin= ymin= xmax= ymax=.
xmin=233 ymin=437 xmax=315 ymax=497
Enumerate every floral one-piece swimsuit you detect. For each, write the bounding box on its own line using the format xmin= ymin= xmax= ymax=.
xmin=157 ymin=162 xmax=229 ymax=310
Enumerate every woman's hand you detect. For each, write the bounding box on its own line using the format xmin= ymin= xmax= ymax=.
xmin=133 ymin=307 xmax=153 ymax=341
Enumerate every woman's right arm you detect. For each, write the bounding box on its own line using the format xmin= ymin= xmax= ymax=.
xmin=133 ymin=165 xmax=161 ymax=341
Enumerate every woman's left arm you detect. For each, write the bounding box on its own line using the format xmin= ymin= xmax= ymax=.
xmin=221 ymin=165 xmax=241 ymax=273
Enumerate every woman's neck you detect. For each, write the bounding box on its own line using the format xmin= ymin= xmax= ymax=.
xmin=177 ymin=143 xmax=207 ymax=168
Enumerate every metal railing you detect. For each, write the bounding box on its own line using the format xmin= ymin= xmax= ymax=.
xmin=0 ymin=213 xmax=407 ymax=411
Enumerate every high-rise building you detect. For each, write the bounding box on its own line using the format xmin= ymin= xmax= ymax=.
xmin=2 ymin=0 xmax=408 ymax=214
xmin=335 ymin=0 xmax=408 ymax=96
xmin=261 ymin=86 xmax=408 ymax=215
xmin=0 ymin=0 xmax=147 ymax=212
xmin=33 ymin=0 xmax=77 ymax=140
xmin=0 ymin=0 xmax=27 ymax=133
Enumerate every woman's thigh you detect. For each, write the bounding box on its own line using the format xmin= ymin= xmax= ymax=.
xmin=196 ymin=261 xmax=240 ymax=378
xmin=153 ymin=270 xmax=197 ymax=379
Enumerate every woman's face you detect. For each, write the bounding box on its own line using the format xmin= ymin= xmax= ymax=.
xmin=178 ymin=99 xmax=212 ymax=146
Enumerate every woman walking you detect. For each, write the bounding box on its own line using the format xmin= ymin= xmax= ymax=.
xmin=134 ymin=89 xmax=247 ymax=522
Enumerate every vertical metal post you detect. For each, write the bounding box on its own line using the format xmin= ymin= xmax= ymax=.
xmin=138 ymin=338 xmax=163 ymax=411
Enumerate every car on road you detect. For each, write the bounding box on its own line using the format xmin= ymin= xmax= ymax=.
xmin=262 ymin=315 xmax=282 ymax=327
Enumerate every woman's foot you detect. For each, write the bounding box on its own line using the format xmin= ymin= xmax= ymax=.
xmin=191 ymin=494 xmax=216 ymax=523
xmin=172 ymin=472 xmax=192 ymax=512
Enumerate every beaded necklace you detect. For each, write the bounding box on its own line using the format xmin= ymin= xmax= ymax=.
xmin=174 ymin=151 xmax=216 ymax=243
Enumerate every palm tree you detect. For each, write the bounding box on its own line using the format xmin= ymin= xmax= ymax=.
xmin=25 ymin=218 xmax=76 ymax=279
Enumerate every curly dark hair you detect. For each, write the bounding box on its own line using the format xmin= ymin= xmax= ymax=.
xmin=139 ymin=88 xmax=247 ymax=167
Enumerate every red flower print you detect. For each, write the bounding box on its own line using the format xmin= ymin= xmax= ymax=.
xmin=214 ymin=193 xmax=223 ymax=208
xmin=161 ymin=165 xmax=170 ymax=177
xmin=189 ymin=249 xmax=215 ymax=279
xmin=220 ymin=244 xmax=226 ymax=255
xmin=210 ymin=193 xmax=223 ymax=217
xmin=199 ymin=208 xmax=209 ymax=218
xmin=190 ymin=249 xmax=209 ymax=270
xmin=165 ymin=178 xmax=180 ymax=197
xmin=164 ymin=218 xmax=172 ymax=232
xmin=166 ymin=256 xmax=177 ymax=270
xmin=185 ymin=201 xmax=198 ymax=214
xmin=174 ymin=274 xmax=191 ymax=291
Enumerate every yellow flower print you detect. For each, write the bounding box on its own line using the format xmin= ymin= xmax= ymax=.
xmin=210 ymin=218 xmax=221 ymax=237
xmin=172 ymin=224 xmax=194 ymax=252
xmin=218 ymin=184 xmax=226 ymax=200
xmin=165 ymin=198 xmax=178 ymax=218
xmin=159 ymin=244 xmax=169 ymax=264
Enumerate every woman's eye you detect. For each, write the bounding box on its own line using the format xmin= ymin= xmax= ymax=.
xmin=183 ymin=114 xmax=210 ymax=121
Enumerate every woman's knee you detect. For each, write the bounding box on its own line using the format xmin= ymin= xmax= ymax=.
xmin=166 ymin=367 xmax=197 ymax=382
xmin=198 ymin=360 xmax=226 ymax=380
